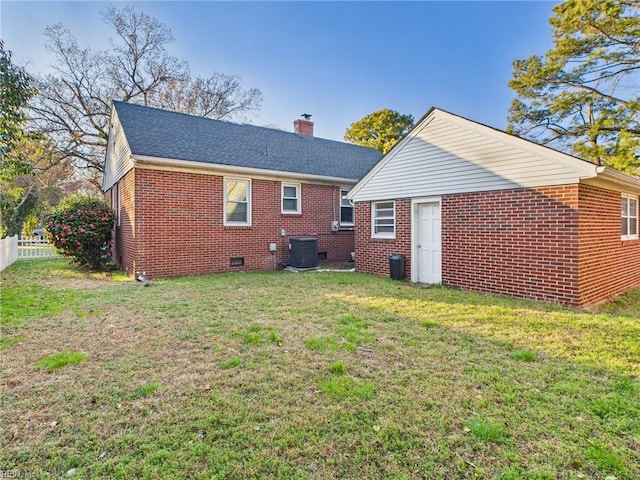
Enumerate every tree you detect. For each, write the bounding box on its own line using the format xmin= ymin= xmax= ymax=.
xmin=30 ymin=5 xmax=262 ymax=186
xmin=1 ymin=133 xmax=74 ymax=237
xmin=1 ymin=40 xmax=34 ymax=173
xmin=344 ymin=108 xmax=414 ymax=154
xmin=2 ymin=41 xmax=75 ymax=237
xmin=508 ymin=0 xmax=640 ymax=174
xmin=1 ymin=40 xmax=37 ymax=236
xmin=152 ymin=75 xmax=263 ymax=120
xmin=2 ymin=42 xmax=75 ymax=237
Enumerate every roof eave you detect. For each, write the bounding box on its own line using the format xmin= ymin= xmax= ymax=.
xmin=586 ymin=166 xmax=640 ymax=192
xmin=131 ymin=154 xmax=360 ymax=185
xmin=348 ymin=109 xmax=436 ymax=200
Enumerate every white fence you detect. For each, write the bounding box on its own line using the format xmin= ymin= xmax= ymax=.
xmin=18 ymin=236 xmax=60 ymax=259
xmin=0 ymin=235 xmax=19 ymax=272
xmin=0 ymin=235 xmax=60 ymax=271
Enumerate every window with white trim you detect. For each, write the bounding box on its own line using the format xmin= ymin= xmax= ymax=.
xmin=224 ymin=177 xmax=251 ymax=225
xmin=621 ymin=194 xmax=638 ymax=240
xmin=116 ymin=184 xmax=121 ymax=227
xmin=110 ymin=186 xmax=117 ymax=225
xmin=372 ymin=201 xmax=395 ymax=238
xmin=340 ymin=189 xmax=354 ymax=225
xmin=282 ymin=183 xmax=301 ymax=214
xmin=110 ymin=184 xmax=121 ymax=227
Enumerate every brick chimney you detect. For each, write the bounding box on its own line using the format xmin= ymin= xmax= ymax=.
xmin=293 ymin=113 xmax=314 ymax=136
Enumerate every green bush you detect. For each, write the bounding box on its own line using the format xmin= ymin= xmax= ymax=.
xmin=46 ymin=195 xmax=115 ymax=270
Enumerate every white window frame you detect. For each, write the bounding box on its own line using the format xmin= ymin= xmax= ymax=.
xmin=224 ymin=177 xmax=252 ymax=226
xmin=621 ymin=193 xmax=638 ymax=241
xmin=372 ymin=200 xmax=396 ymax=239
xmin=110 ymin=184 xmax=121 ymax=227
xmin=116 ymin=184 xmax=121 ymax=227
xmin=340 ymin=188 xmax=354 ymax=226
xmin=281 ymin=182 xmax=301 ymax=214
xmin=110 ymin=186 xmax=117 ymax=226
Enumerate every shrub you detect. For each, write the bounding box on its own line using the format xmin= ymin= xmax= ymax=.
xmin=46 ymin=195 xmax=115 ymax=270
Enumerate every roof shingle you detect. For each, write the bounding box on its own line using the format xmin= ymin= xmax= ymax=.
xmin=113 ymin=101 xmax=382 ymax=180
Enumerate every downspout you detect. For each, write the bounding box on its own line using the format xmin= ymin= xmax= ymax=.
xmin=332 ymin=186 xmax=337 ymax=225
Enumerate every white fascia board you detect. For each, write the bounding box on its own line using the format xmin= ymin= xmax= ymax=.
xmin=102 ymin=107 xmax=119 ymax=191
xmin=348 ymin=107 xmax=605 ymax=202
xmin=103 ymin=106 xmax=134 ymax=192
xmin=348 ymin=110 xmax=437 ymax=201
xmin=131 ymin=154 xmax=358 ymax=185
xmin=434 ymin=109 xmax=599 ymax=178
xmin=585 ymin=166 xmax=640 ymax=192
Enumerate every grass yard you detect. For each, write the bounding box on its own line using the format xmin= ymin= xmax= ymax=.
xmin=1 ymin=259 xmax=639 ymax=479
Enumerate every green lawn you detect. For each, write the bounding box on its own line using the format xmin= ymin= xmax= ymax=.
xmin=1 ymin=259 xmax=639 ymax=479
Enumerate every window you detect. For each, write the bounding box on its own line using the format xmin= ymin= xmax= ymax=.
xmin=340 ymin=189 xmax=354 ymax=225
xmin=282 ymin=183 xmax=301 ymax=214
xmin=110 ymin=184 xmax=121 ymax=227
xmin=621 ymin=194 xmax=638 ymax=240
xmin=224 ymin=177 xmax=251 ymax=225
xmin=372 ymin=201 xmax=395 ymax=238
xmin=117 ymin=185 xmax=121 ymax=227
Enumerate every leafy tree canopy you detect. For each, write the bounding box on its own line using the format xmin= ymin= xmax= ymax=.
xmin=30 ymin=5 xmax=263 ymax=186
xmin=508 ymin=0 xmax=640 ymax=175
xmin=1 ymin=134 xmax=73 ymax=237
xmin=0 ymin=41 xmax=43 ymax=237
xmin=1 ymin=40 xmax=35 ymax=172
xmin=344 ymin=108 xmax=414 ymax=154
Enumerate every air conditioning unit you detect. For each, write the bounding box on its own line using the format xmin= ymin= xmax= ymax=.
xmin=290 ymin=237 xmax=318 ymax=268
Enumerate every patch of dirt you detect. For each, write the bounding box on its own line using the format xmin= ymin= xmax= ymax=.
xmin=44 ymin=277 xmax=120 ymax=290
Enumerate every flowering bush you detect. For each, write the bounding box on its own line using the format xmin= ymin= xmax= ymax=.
xmin=46 ymin=195 xmax=115 ymax=270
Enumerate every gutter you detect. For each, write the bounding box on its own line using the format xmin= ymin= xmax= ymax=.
xmin=593 ymin=166 xmax=640 ymax=191
xmin=131 ymin=154 xmax=359 ymax=185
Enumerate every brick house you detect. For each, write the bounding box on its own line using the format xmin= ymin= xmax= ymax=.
xmin=348 ymin=108 xmax=640 ymax=307
xmin=103 ymin=102 xmax=381 ymax=278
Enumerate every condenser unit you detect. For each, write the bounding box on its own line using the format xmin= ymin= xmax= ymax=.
xmin=290 ymin=237 xmax=318 ymax=268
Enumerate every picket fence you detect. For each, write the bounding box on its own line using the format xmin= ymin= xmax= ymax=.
xmin=0 ymin=235 xmax=60 ymax=272
xmin=0 ymin=235 xmax=19 ymax=272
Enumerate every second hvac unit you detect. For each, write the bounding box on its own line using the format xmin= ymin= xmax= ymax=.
xmin=290 ymin=237 xmax=318 ymax=268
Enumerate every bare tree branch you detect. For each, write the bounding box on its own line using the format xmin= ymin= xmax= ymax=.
xmin=29 ymin=5 xmax=262 ymax=182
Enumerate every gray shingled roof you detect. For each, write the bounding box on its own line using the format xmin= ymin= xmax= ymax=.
xmin=114 ymin=101 xmax=382 ymax=180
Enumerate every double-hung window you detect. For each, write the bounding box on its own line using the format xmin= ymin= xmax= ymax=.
xmin=372 ymin=201 xmax=395 ymax=238
xmin=111 ymin=184 xmax=121 ymax=227
xmin=621 ymin=194 xmax=638 ymax=240
xmin=282 ymin=183 xmax=301 ymax=214
xmin=340 ymin=189 xmax=354 ymax=226
xmin=224 ymin=177 xmax=251 ymax=226
xmin=116 ymin=185 xmax=121 ymax=227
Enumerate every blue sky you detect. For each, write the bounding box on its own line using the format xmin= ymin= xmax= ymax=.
xmin=2 ymin=1 xmax=559 ymax=141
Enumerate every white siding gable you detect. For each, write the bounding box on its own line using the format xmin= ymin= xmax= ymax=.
xmin=349 ymin=109 xmax=599 ymax=202
xmin=103 ymin=107 xmax=133 ymax=191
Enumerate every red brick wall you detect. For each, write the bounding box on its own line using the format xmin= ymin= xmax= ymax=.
xmin=354 ymin=199 xmax=412 ymax=278
xmin=578 ymin=184 xmax=640 ymax=306
xmin=354 ymin=184 xmax=640 ymax=307
xmin=355 ymin=187 xmax=582 ymax=304
xmin=107 ymin=169 xmax=137 ymax=275
xmin=117 ymin=168 xmax=353 ymax=278
xmin=441 ymin=186 xmax=581 ymax=305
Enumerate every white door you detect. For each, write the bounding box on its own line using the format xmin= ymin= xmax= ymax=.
xmin=417 ymin=202 xmax=441 ymax=283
